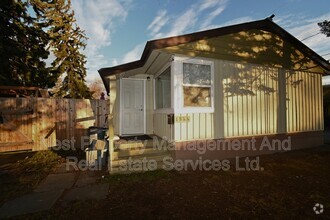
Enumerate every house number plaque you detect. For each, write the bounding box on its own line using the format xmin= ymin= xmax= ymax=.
xmin=175 ymin=116 xmax=190 ymax=122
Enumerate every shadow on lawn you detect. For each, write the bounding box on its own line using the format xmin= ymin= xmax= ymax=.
xmin=0 ymin=151 xmax=62 ymax=205
xmin=1 ymin=146 xmax=330 ymax=219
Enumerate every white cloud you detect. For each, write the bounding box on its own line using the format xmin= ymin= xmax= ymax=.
xmin=121 ymin=43 xmax=145 ymax=63
xmin=200 ymin=0 xmax=227 ymax=29
xmin=71 ymin=0 xmax=131 ymax=82
xmin=198 ymin=0 xmax=223 ymax=12
xmin=200 ymin=6 xmax=226 ymax=29
xmin=148 ymin=0 xmax=229 ymax=38
xmin=147 ymin=10 xmax=169 ymax=38
xmin=111 ymin=58 xmax=119 ymax=66
xmin=118 ymin=0 xmax=229 ymax=68
xmin=76 ymin=0 xmax=230 ymax=73
xmin=273 ymin=14 xmax=305 ymax=29
xmin=120 ymin=0 xmax=229 ymax=66
xmin=165 ymin=9 xmax=197 ymax=37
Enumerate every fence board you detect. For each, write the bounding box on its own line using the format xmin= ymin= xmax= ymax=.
xmin=0 ymin=98 xmax=109 ymax=152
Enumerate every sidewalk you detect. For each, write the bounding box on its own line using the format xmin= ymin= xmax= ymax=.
xmin=0 ymin=163 xmax=109 ymax=218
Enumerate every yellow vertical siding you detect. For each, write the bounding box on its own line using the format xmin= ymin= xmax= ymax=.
xmin=220 ymin=61 xmax=278 ymax=137
xmin=154 ymin=113 xmax=173 ymax=141
xmin=286 ymin=71 xmax=323 ymax=132
xmin=118 ymin=59 xmax=324 ymax=141
xmin=174 ymin=113 xmax=214 ymax=141
xmin=161 ymin=30 xmax=324 ymax=74
xmin=154 ymin=112 xmax=214 ymax=141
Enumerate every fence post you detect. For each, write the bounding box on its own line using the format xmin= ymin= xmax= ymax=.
xmin=31 ymin=97 xmax=39 ymax=151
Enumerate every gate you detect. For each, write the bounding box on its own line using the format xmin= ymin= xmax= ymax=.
xmin=0 ymin=98 xmax=109 ymax=152
xmin=0 ymin=98 xmax=34 ymax=152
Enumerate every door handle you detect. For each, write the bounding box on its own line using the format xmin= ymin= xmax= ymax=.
xmin=139 ymin=108 xmax=143 ymax=111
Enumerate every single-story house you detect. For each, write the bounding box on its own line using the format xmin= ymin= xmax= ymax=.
xmin=99 ymin=17 xmax=330 ymax=171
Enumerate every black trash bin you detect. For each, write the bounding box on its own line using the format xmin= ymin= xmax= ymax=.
xmin=86 ymin=126 xmax=109 ymax=168
xmin=87 ymin=126 xmax=108 ymax=140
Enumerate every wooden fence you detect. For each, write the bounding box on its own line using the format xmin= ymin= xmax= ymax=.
xmin=0 ymin=98 xmax=109 ymax=152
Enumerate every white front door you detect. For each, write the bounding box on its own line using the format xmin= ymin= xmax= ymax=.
xmin=121 ymin=79 xmax=145 ymax=135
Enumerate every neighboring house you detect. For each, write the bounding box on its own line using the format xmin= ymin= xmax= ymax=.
xmin=99 ymin=17 xmax=330 ymax=164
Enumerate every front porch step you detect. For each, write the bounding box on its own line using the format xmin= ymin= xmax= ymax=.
xmin=114 ymin=139 xmax=155 ymax=150
xmin=112 ymin=147 xmax=169 ymax=160
xmin=110 ymin=150 xmax=173 ymax=175
xmin=114 ymin=136 xmax=171 ymax=150
xmin=110 ymin=136 xmax=173 ymax=174
xmin=111 ymin=153 xmax=171 ymax=168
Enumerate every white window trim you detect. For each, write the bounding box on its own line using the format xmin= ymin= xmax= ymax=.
xmin=153 ymin=62 xmax=174 ymax=114
xmin=173 ymin=56 xmax=214 ymax=114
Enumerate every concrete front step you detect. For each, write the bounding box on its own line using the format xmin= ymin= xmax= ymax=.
xmin=114 ymin=139 xmax=155 ymax=150
xmin=111 ymin=153 xmax=172 ymax=167
xmin=110 ymin=149 xmax=174 ymax=174
xmin=110 ymin=137 xmax=173 ymax=174
xmin=109 ymin=160 xmax=171 ymax=175
xmin=112 ymin=147 xmax=169 ymax=160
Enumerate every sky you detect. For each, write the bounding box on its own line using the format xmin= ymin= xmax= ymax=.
xmin=70 ymin=0 xmax=330 ymax=83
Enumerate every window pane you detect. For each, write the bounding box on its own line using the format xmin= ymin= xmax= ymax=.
xmin=155 ymin=67 xmax=171 ymax=109
xmin=183 ymin=86 xmax=211 ymax=107
xmin=183 ymin=63 xmax=211 ymax=85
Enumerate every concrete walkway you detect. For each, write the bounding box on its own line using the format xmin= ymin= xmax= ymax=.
xmin=0 ymin=163 xmax=109 ymax=218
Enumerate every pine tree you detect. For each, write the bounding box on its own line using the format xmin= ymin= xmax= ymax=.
xmin=32 ymin=0 xmax=92 ymax=98
xmin=0 ymin=0 xmax=53 ymax=87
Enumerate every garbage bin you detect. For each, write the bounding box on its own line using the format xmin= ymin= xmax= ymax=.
xmin=85 ymin=139 xmax=108 ymax=168
xmin=87 ymin=126 xmax=108 ymax=141
xmin=86 ymin=126 xmax=109 ymax=168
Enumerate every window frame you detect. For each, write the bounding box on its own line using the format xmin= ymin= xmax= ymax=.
xmin=174 ymin=57 xmax=215 ymax=114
